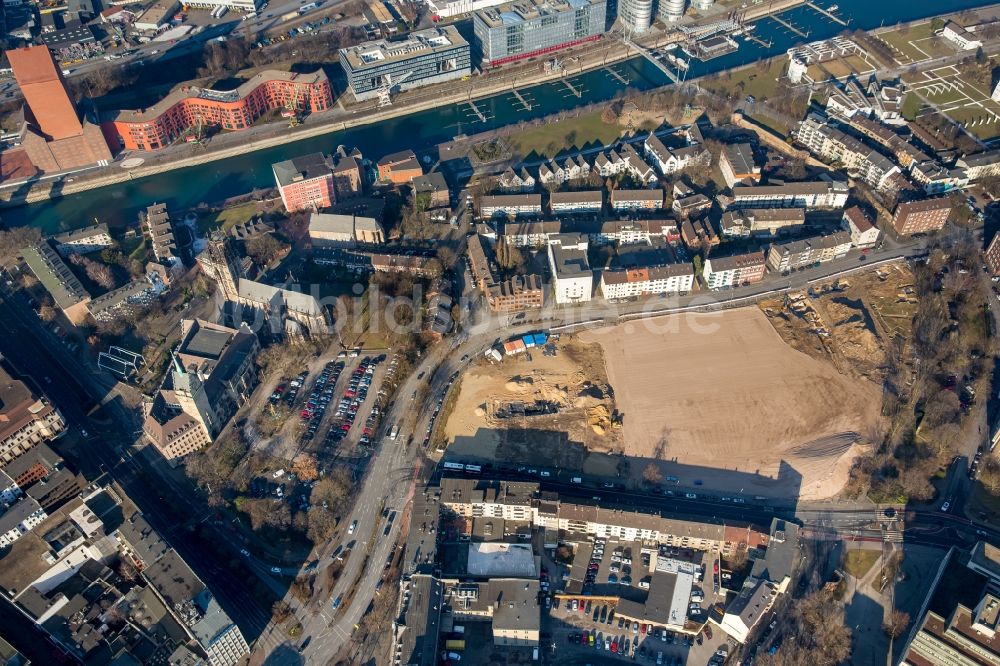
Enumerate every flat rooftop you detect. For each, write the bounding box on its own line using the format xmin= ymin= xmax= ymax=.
xmin=340 ymin=25 xmax=467 ymax=70
xmin=550 ymin=245 xmax=592 ymax=279
xmin=477 ymin=0 xmax=594 ymax=28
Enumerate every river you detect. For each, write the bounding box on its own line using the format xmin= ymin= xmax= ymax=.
xmin=6 ymin=0 xmax=997 ymax=232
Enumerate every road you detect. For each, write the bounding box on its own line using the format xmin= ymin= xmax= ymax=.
xmin=249 ymin=234 xmax=937 ymax=664
xmin=0 ymin=282 xmax=278 ymax=650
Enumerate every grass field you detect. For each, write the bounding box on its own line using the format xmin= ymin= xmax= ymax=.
xmin=198 ymin=201 xmax=259 ymax=234
xmin=508 ymin=111 xmax=627 ymax=159
xmin=878 ymin=21 xmax=954 ymax=64
xmin=703 ymin=58 xmax=787 ymax=102
xmin=844 ymin=549 xmax=881 ymax=579
xmin=907 ymin=64 xmax=1000 ymax=141
xmin=805 ymin=53 xmax=876 ymax=83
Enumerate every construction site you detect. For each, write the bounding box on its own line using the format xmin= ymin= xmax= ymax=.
xmin=443 ymin=337 xmax=625 ymax=473
xmin=759 ymin=260 xmax=919 ymax=383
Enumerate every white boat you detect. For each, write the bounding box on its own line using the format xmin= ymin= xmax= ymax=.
xmin=827 ymin=4 xmax=839 ymax=11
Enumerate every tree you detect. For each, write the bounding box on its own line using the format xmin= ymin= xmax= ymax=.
xmin=0 ymin=226 xmax=42 ymax=263
xmin=271 ymin=601 xmax=292 ymax=623
xmin=642 ymin=463 xmax=662 ymax=485
xmin=38 ymin=305 xmax=57 ymax=322
xmin=246 ymin=234 xmax=284 ymax=266
xmin=883 ymin=609 xmax=910 ymax=638
xmin=291 ymin=453 xmax=319 ymax=481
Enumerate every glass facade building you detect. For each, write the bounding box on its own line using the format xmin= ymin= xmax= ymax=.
xmin=473 ymin=0 xmax=607 ymax=68
xmin=339 ymin=25 xmax=472 ymax=101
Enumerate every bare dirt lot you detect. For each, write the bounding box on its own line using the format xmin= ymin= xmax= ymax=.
xmin=759 ymin=261 xmax=918 ymax=383
xmin=581 ymin=307 xmax=883 ymax=500
xmin=443 ymin=338 xmax=624 ymax=471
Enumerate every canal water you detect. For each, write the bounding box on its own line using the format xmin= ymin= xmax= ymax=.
xmin=7 ymin=0 xmax=997 ymax=232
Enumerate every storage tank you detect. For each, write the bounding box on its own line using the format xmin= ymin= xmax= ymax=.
xmin=660 ymin=0 xmax=686 ymax=21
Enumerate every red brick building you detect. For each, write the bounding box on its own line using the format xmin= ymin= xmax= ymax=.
xmin=1 ymin=45 xmax=113 ymax=177
xmin=103 ymin=70 xmax=333 ymax=151
xmin=892 ymin=197 xmax=952 ymax=236
xmin=986 ymin=233 xmax=1000 ymax=276
xmin=377 ymin=149 xmax=423 ymax=185
xmin=272 ymin=152 xmax=335 ymax=212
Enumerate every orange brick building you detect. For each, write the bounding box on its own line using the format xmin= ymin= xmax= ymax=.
xmin=102 ymin=70 xmax=333 ymax=151
xmin=377 ymin=149 xmax=423 ymax=185
xmin=1 ymin=45 xmax=113 ymax=178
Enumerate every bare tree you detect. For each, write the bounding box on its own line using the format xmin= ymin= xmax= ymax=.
xmin=642 ymin=462 xmax=663 ymax=485
xmin=883 ymin=609 xmax=910 ymax=638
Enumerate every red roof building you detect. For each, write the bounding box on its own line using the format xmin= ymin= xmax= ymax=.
xmin=102 ymin=69 xmax=333 ymax=151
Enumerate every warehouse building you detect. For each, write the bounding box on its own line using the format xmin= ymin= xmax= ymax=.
xmin=473 ymin=0 xmax=607 ymax=68
xmin=340 ymin=25 xmax=471 ymax=101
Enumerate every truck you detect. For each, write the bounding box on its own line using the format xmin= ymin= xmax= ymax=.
xmin=281 ymin=10 xmax=298 ymax=20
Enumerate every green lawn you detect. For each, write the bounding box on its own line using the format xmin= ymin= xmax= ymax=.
xmin=901 ymin=93 xmax=922 ymax=121
xmin=703 ymin=58 xmax=787 ymax=103
xmin=844 ymin=549 xmax=880 ymax=579
xmin=878 ymin=22 xmax=953 ymax=63
xmin=508 ymin=111 xmax=626 ymax=160
xmin=198 ymin=201 xmax=260 ymax=234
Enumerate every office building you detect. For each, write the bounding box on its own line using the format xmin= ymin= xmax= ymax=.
xmin=548 ymin=242 xmax=593 ymax=303
xmin=425 ymin=0 xmax=505 ymax=18
xmin=340 ymin=25 xmax=471 ymax=101
xmin=473 ymin=0 xmax=607 ymax=68
xmin=273 ymin=152 xmax=335 ymax=212
xmin=1 ymin=45 xmax=113 ymax=177
xmin=618 ymin=0 xmax=652 ymax=32
xmin=0 ymin=368 xmax=66 ymax=466
xmin=658 ymin=0 xmax=685 ymax=21
xmin=703 ymin=252 xmax=766 ymax=290
xmin=103 ymin=70 xmax=332 ymax=151
xmin=891 ymin=197 xmax=951 ymax=236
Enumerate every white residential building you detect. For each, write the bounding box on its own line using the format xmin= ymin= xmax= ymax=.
xmin=0 ymin=497 xmax=46 ymax=548
xmin=842 ymin=206 xmax=880 ymax=248
xmin=479 ymin=194 xmax=543 ymax=219
xmin=549 ymin=190 xmax=603 ymax=215
xmin=601 ymin=264 xmax=693 ymax=298
xmin=730 ymin=180 xmax=849 ymax=210
xmin=941 ymin=21 xmax=982 ymax=50
xmin=610 ymin=188 xmax=664 ymax=212
xmin=620 ymin=143 xmax=658 ymax=183
xmin=794 ymin=115 xmax=901 ymax=191
xmin=702 ymin=252 xmax=767 ymax=290
xmin=50 ymin=223 xmax=114 ymax=257
xmin=548 ymin=243 xmax=593 ymax=304
xmin=502 ymin=220 xmax=561 ymax=247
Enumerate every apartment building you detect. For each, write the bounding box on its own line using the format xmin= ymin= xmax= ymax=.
xmin=891 ymin=197 xmax=952 ymax=236
xmin=594 ymin=219 xmax=679 ymax=246
xmin=794 ymin=115 xmax=900 ymax=191
xmin=730 ymin=180 xmax=849 ymax=209
xmin=643 ymin=133 xmax=709 ymax=175
xmin=50 ymin=223 xmax=113 ymax=257
xmin=497 ymin=167 xmax=536 ymax=193
xmin=610 ymin=188 xmax=664 ymax=212
xmin=0 ymin=370 xmax=66 ymax=468
xmin=593 ymin=150 xmax=628 ymax=178
xmin=680 ymin=218 xmax=719 ymax=251
xmin=21 ymin=242 xmax=91 ymax=325
xmin=339 ymin=25 xmax=471 ymax=100
xmin=331 ymin=145 xmax=365 ymax=198
xmin=842 ymin=206 xmax=880 ymax=248
xmin=601 ymin=263 xmax=694 ymax=298
xmin=703 ymin=251 xmax=766 ymax=290
xmin=957 ymin=149 xmax=1000 ymax=181
xmin=412 ymin=172 xmax=450 ymax=209
xmin=486 ymin=274 xmax=545 ymax=312
xmin=673 ymin=193 xmax=712 ymax=217
xmin=619 ymin=142 xmax=658 ymax=183
xmin=720 ymin=208 xmax=805 ymax=237
xmin=825 ymin=77 xmax=903 ymax=123
xmin=501 ymin=220 xmax=560 ymax=247
xmin=986 ymin=233 xmax=1000 ymax=276
xmin=481 ymin=194 xmax=544 ymax=220
xmin=272 ymin=152 xmax=335 ymax=212
xmin=104 ymin=70 xmax=332 ymax=151
xmin=766 ymin=231 xmax=851 ymax=273
xmin=142 ymin=202 xmax=180 ymax=266
xmin=549 ymin=190 xmax=602 ymax=215
xmin=719 ymin=143 xmax=760 ymax=188
xmin=0 ymin=496 xmax=46 ymax=548
xmin=86 ymin=279 xmax=159 ymax=323
xmin=377 ymin=149 xmax=423 ymax=185
xmin=548 ymin=243 xmax=593 ymax=304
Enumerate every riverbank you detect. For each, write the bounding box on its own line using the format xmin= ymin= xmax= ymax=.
xmin=0 ymin=0 xmax=806 ymax=208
